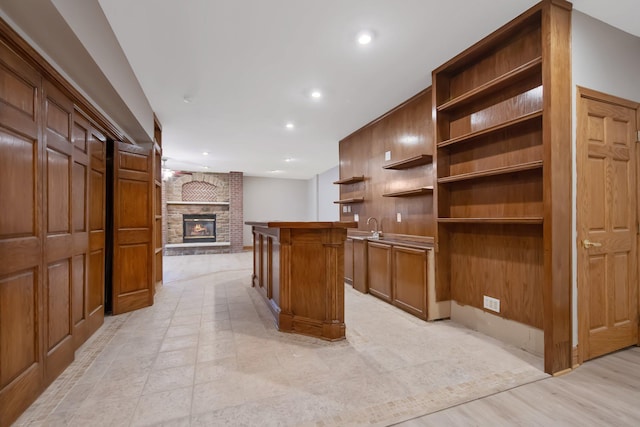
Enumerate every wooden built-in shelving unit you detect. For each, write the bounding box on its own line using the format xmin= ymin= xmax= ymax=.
xmin=433 ymin=0 xmax=572 ymax=375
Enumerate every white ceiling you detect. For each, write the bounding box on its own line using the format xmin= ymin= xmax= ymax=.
xmin=95 ymin=0 xmax=639 ymax=179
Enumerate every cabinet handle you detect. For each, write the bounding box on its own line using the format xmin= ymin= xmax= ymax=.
xmin=582 ymin=239 xmax=602 ymax=248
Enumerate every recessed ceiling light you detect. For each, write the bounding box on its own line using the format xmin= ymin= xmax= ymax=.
xmin=284 ymin=157 xmax=294 ymax=162
xmin=285 ymin=122 xmax=294 ymax=129
xmin=203 ymin=165 xmax=209 ymax=169
xmin=269 ymin=169 xmax=284 ymax=173
xmin=310 ymin=90 xmax=322 ymax=99
xmin=357 ymin=30 xmax=374 ymax=45
xmin=202 ymin=152 xmax=209 ymax=156
xmin=183 ymin=96 xmax=192 ymax=104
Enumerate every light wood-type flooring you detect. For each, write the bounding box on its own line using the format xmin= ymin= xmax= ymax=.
xmin=397 ymin=345 xmax=640 ymax=426
xmin=13 ymin=252 xmax=640 ymax=426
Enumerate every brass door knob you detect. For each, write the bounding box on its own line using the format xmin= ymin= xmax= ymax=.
xmin=582 ymin=239 xmax=602 ymax=248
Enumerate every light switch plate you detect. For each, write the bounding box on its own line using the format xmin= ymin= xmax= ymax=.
xmin=396 ymin=213 xmax=401 ymax=222
xmin=354 ymin=214 xmax=359 ymax=222
xmin=385 ymin=151 xmax=391 ymax=161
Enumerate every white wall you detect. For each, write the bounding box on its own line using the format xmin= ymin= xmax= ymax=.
xmin=317 ymin=166 xmax=339 ymax=221
xmin=571 ymin=11 xmax=640 ymax=345
xmin=242 ymin=176 xmax=310 ymax=246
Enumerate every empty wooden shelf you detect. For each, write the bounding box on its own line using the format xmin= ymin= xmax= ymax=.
xmin=438 ymin=161 xmax=543 ymax=183
xmin=382 ymin=187 xmax=434 ymax=197
xmin=437 ymin=57 xmax=542 ymax=112
xmin=382 ymin=154 xmax=433 ymax=170
xmin=437 ymin=110 xmax=543 ymax=149
xmin=437 ymin=217 xmax=543 ymax=224
xmin=333 ymin=176 xmax=365 ymax=185
xmin=333 ymin=197 xmax=364 ymax=204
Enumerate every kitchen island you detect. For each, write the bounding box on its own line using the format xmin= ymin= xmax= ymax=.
xmin=246 ymin=221 xmax=356 ymax=341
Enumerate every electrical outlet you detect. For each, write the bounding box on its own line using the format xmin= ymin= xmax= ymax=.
xmin=396 ymin=213 xmax=402 ymax=222
xmin=342 ymin=206 xmax=348 ymax=213
xmin=354 ymin=214 xmax=359 ymax=222
xmin=483 ymin=295 xmax=500 ymax=313
xmin=385 ymin=151 xmax=391 ymax=161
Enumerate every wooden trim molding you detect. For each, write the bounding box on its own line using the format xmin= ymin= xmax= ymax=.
xmin=541 ymin=0 xmax=573 ymax=375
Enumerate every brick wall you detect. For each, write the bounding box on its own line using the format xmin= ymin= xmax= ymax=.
xmin=163 ymin=171 xmax=244 ymax=255
xmin=229 ymin=171 xmax=244 ymax=252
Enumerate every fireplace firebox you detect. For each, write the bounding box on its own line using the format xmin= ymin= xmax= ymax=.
xmin=183 ymin=214 xmax=216 ymax=243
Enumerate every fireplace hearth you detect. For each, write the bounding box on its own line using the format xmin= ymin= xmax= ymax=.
xmin=183 ymin=214 xmax=216 ymax=243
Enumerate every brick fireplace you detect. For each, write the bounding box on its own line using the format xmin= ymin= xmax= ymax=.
xmin=163 ymin=171 xmax=243 ymax=255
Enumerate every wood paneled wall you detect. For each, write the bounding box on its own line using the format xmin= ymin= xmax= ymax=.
xmin=338 ymin=88 xmax=435 ymax=237
xmin=0 ymin=19 xmax=160 ymax=426
xmin=0 ymin=39 xmax=113 ymax=425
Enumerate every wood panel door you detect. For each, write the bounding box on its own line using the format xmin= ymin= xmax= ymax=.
xmin=577 ymin=88 xmax=639 ymax=362
xmin=87 ymin=118 xmax=106 ymax=339
xmin=112 ymin=141 xmax=154 ymax=314
xmin=0 ymin=40 xmax=45 ymax=427
xmin=42 ymin=80 xmax=76 ymax=384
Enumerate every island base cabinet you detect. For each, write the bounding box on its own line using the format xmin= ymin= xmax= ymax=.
xmin=247 ymin=221 xmax=355 ymax=341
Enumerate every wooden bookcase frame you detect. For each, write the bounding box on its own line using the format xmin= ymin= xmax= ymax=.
xmin=432 ymin=0 xmax=572 ymax=374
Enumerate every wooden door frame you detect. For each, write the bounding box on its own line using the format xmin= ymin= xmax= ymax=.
xmin=576 ymin=86 xmax=640 ymax=364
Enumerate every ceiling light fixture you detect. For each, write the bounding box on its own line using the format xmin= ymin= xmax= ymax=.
xmin=202 ymin=152 xmax=209 ymax=156
xmin=285 ymin=122 xmax=294 ymax=129
xmin=183 ymin=96 xmax=192 ymax=104
xmin=310 ymin=90 xmax=322 ymax=99
xmin=357 ymin=30 xmax=374 ymax=45
xmin=284 ymin=157 xmax=294 ymax=162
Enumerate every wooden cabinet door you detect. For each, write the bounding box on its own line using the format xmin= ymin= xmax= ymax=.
xmin=392 ymin=246 xmax=428 ymax=320
xmin=353 ymin=239 xmax=368 ymax=293
xmin=577 ymin=91 xmax=638 ymax=361
xmin=112 ymin=142 xmax=154 ymax=314
xmin=344 ymin=238 xmax=354 ymax=285
xmin=367 ymin=242 xmax=392 ymax=302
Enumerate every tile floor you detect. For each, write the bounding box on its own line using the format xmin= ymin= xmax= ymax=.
xmin=15 ymin=252 xmax=549 ymax=426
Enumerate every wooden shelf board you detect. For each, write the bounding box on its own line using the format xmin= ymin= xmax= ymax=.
xmin=437 ymin=110 xmax=543 ymax=148
xmin=333 ymin=197 xmax=364 ymax=204
xmin=333 ymin=176 xmax=365 ymax=185
xmin=437 ymin=57 xmax=542 ymax=112
xmin=382 ymin=187 xmax=434 ymax=197
xmin=438 ymin=217 xmax=543 ymax=224
xmin=438 ymin=160 xmax=543 ymax=184
xmin=382 ymin=154 xmax=433 ymax=170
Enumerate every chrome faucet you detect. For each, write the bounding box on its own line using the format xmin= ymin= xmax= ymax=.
xmin=367 ymin=217 xmax=380 ymax=239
